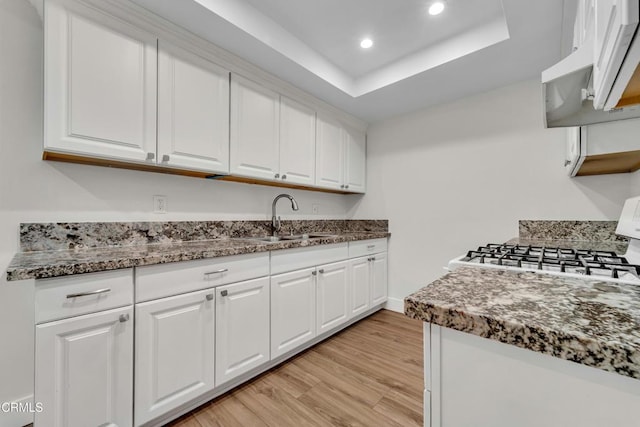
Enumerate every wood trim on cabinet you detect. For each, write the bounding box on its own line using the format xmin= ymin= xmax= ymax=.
xmin=575 ymin=150 xmax=640 ymax=176
xmin=43 ymin=151 xmax=350 ymax=194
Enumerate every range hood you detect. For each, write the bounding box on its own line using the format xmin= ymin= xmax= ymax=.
xmin=543 ymin=2 xmax=640 ymax=128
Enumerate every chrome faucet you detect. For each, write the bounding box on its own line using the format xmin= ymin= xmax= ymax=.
xmin=272 ymin=194 xmax=299 ymax=235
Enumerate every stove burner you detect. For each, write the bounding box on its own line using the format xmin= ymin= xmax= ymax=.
xmin=462 ymin=244 xmax=640 ymax=280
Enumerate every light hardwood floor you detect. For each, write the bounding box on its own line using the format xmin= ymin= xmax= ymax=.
xmin=167 ymin=309 xmax=424 ymax=427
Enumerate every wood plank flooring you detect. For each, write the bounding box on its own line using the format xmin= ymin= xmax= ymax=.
xmin=168 ymin=310 xmax=423 ymax=427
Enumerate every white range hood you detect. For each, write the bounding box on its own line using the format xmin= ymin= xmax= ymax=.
xmin=542 ymin=0 xmax=640 ymax=128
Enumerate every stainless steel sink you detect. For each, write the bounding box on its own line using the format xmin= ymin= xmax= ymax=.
xmin=239 ymin=233 xmax=339 ymax=244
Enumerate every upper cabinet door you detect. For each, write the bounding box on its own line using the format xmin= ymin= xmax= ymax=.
xmin=344 ymin=127 xmax=366 ymax=193
xmin=44 ymin=1 xmax=157 ymax=162
xmin=592 ymin=0 xmax=639 ymax=109
xmin=157 ymin=41 xmax=230 ymax=174
xmin=315 ymin=114 xmax=344 ymax=190
xmin=230 ymin=74 xmax=280 ymax=180
xmin=279 ymin=97 xmax=316 ymax=186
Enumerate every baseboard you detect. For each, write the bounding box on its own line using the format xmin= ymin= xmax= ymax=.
xmin=0 ymin=394 xmax=35 ymax=427
xmin=383 ymin=297 xmax=404 ymax=313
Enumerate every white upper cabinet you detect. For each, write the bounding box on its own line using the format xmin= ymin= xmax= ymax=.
xmin=45 ymin=1 xmax=157 ymax=162
xmin=279 ymin=96 xmax=316 ymax=186
xmin=157 ymin=41 xmax=230 ymax=174
xmin=344 ymin=126 xmax=366 ymax=193
xmin=592 ymin=0 xmax=640 ymax=109
xmin=315 ymin=113 xmax=345 ymax=190
xmin=316 ymin=115 xmax=366 ymax=192
xmin=230 ymin=74 xmax=280 ymax=180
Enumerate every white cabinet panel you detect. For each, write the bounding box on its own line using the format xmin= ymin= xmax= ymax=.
xmin=230 ymin=74 xmax=280 ymax=180
xmin=135 ymin=289 xmax=215 ymax=426
xmin=349 ymin=257 xmax=370 ymax=318
xmin=344 ymin=127 xmax=366 ymax=193
xmin=592 ymin=0 xmax=639 ymax=108
xmin=279 ymin=96 xmax=316 ymax=185
xmin=35 ymin=306 xmax=133 ymax=427
xmin=316 ymin=260 xmax=350 ymax=335
xmin=45 ymin=1 xmax=157 ymax=162
xmin=371 ymin=252 xmax=388 ymax=306
xmin=315 ymin=114 xmax=344 ymax=190
xmin=271 ymin=268 xmax=316 ymax=358
xmin=215 ymin=277 xmax=270 ymax=385
xmin=158 ymin=41 xmax=229 ymax=173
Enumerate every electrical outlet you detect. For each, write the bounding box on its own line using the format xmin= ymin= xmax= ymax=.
xmin=312 ymin=204 xmax=319 ymax=214
xmin=153 ymin=195 xmax=167 ymax=214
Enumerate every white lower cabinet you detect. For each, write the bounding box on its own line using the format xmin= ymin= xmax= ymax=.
xmin=371 ymin=252 xmax=388 ymax=306
xmin=349 ymin=256 xmax=370 ymax=318
xmin=271 ymin=268 xmax=316 ymax=358
xmin=316 ymin=260 xmax=350 ymax=335
xmin=215 ymin=277 xmax=270 ymax=385
xmin=134 ymin=288 xmax=215 ymax=426
xmin=35 ymin=306 xmax=133 ymax=427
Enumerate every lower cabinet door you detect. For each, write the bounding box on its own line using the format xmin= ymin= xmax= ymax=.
xmin=215 ymin=276 xmax=270 ymax=385
xmin=35 ymin=306 xmax=133 ymax=427
xmin=316 ymin=260 xmax=350 ymax=335
xmin=371 ymin=252 xmax=388 ymax=306
xmin=349 ymin=256 xmax=370 ymax=318
xmin=271 ymin=268 xmax=316 ymax=359
xmin=134 ymin=288 xmax=215 ymax=426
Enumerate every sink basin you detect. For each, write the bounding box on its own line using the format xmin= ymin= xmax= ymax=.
xmin=240 ymin=233 xmax=339 ymax=244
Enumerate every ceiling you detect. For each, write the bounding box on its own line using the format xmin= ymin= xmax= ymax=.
xmin=130 ymin=0 xmax=575 ymax=123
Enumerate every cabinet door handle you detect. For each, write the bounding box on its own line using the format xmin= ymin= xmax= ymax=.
xmin=340 ymin=184 xmax=345 ymax=189
xmin=345 ymin=184 xmax=349 ymax=189
xmin=274 ymin=173 xmax=280 ymax=179
xmin=204 ymin=268 xmax=228 ymax=277
xmin=119 ymin=313 xmax=129 ymax=323
xmin=282 ymin=174 xmax=287 ymax=180
xmin=371 ymin=256 xmax=376 ymax=261
xmin=564 ymin=159 xmax=571 ymax=166
xmin=146 ymin=152 xmax=155 ymax=161
xmin=220 ymin=290 xmax=228 ymax=297
xmin=162 ymin=154 xmax=170 ymax=162
xmin=318 ymin=269 xmax=325 ymax=274
xmin=66 ymin=288 xmax=111 ymax=299
xmin=206 ymin=293 xmax=214 ymax=301
xmin=312 ymin=270 xmax=317 ymax=276
xmin=367 ymin=257 xmax=373 ymax=262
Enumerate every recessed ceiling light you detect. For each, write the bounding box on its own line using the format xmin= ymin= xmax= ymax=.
xmin=360 ymin=38 xmax=373 ymax=49
xmin=428 ymin=1 xmax=445 ymax=15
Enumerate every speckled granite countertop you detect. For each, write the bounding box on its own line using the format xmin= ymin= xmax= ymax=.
xmin=405 ymin=266 xmax=640 ymax=379
xmin=6 ymin=220 xmax=389 ymax=281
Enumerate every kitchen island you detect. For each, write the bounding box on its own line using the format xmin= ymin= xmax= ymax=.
xmin=405 ymin=266 xmax=640 ymax=427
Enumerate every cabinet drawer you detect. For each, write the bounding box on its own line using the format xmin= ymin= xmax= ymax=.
xmin=348 ymin=238 xmax=388 ymax=258
xmin=136 ymin=253 xmax=269 ymax=302
xmin=35 ymin=269 xmax=133 ymax=324
xmin=271 ymin=243 xmax=348 ymax=275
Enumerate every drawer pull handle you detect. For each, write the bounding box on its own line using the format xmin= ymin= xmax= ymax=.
xmin=119 ymin=313 xmax=129 ymax=323
xmin=204 ymin=268 xmax=228 ymax=277
xmin=312 ymin=271 xmax=317 ymax=276
xmin=367 ymin=245 xmax=375 ymax=250
xmin=371 ymin=256 xmax=376 ymax=261
xmin=368 ymin=257 xmax=373 ymax=262
xmin=220 ymin=290 xmax=228 ymax=297
xmin=66 ymin=288 xmax=111 ymax=299
xmin=206 ymin=294 xmax=214 ymax=301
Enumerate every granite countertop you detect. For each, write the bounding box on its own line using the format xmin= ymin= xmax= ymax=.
xmin=6 ymin=231 xmax=389 ymax=281
xmin=405 ymin=266 xmax=640 ymax=379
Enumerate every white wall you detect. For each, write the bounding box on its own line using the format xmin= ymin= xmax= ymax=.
xmin=0 ymin=1 xmax=355 ymax=424
xmin=351 ymin=79 xmax=636 ymax=307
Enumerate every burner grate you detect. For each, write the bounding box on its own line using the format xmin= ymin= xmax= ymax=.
xmin=462 ymin=244 xmax=640 ymax=280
